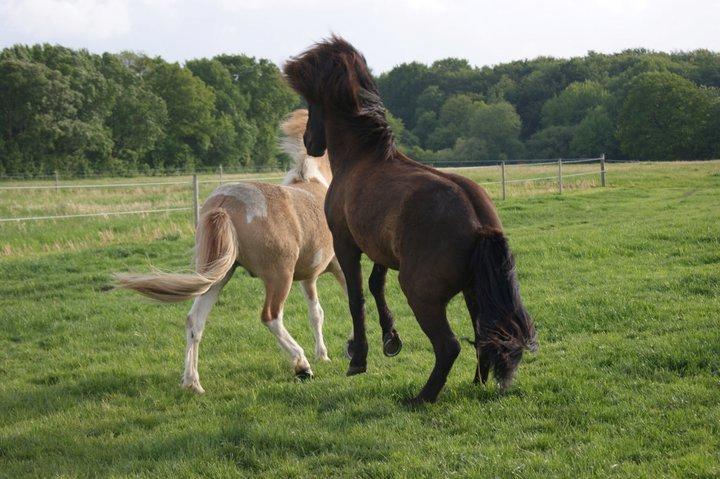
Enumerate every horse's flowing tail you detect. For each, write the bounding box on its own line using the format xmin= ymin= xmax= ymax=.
xmin=115 ymin=208 xmax=238 ymax=302
xmin=470 ymin=229 xmax=537 ymax=386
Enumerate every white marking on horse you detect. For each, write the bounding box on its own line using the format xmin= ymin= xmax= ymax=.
xmin=264 ymin=314 xmax=312 ymax=374
xmin=302 ymin=156 xmax=330 ymax=187
xmin=282 ymin=155 xmax=329 ymax=188
xmin=211 ymin=183 xmax=267 ymax=223
xmin=301 ymin=280 xmax=329 ymax=361
xmin=311 ymin=249 xmax=324 ymax=268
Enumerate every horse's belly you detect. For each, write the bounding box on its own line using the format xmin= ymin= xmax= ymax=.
xmin=293 ymin=247 xmax=333 ymax=280
xmin=350 ymin=224 xmax=400 ymax=269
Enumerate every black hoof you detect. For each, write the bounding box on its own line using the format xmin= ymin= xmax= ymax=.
xmin=295 ymin=370 xmax=313 ymax=381
xmin=346 ymin=365 xmax=367 ymax=376
xmin=382 ymin=332 xmax=402 ymax=357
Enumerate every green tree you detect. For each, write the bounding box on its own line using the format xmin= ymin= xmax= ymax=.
xmin=466 ymin=101 xmax=524 ymax=161
xmin=541 ymin=81 xmax=609 ymax=127
xmin=453 ymin=137 xmax=488 ymax=163
xmin=415 ymin=85 xmax=445 ymax=117
xmin=214 ymin=55 xmax=297 ymax=167
xmin=187 ymin=58 xmax=249 ymax=167
xmin=618 ymin=72 xmax=710 ymax=160
xmin=701 ymin=88 xmax=720 ymax=158
xmin=0 ymin=58 xmax=81 ymax=174
xmin=377 ymin=62 xmax=433 ymax=129
xmin=412 ymin=111 xmax=440 ymax=149
xmin=107 ymin=85 xmax=167 ymax=171
xmin=570 ymin=106 xmax=617 ymax=158
xmin=526 ymin=126 xmax=576 ymax=158
xmin=145 ymin=62 xmax=216 ymax=169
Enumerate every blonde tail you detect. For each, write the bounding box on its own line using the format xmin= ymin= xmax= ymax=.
xmin=115 ymin=208 xmax=238 ymax=302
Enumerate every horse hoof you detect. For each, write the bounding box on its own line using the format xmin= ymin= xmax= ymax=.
xmin=346 ymin=365 xmax=367 ymax=376
xmin=182 ymin=381 xmax=205 ymax=394
xmin=295 ymin=369 xmax=314 ymax=381
xmin=382 ymin=332 xmax=402 ymax=357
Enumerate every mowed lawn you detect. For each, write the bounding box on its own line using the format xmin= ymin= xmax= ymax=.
xmin=1 ymin=161 xmax=718 ymax=478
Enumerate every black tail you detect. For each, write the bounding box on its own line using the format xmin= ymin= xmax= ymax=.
xmin=471 ymin=230 xmax=537 ymax=388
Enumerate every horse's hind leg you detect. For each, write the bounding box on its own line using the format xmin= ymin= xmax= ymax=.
xmin=183 ymin=274 xmax=232 ymax=394
xmin=262 ymin=273 xmax=313 ymax=379
xmin=301 ymin=277 xmax=330 ymax=361
xmin=369 ymin=264 xmax=402 ymax=357
xmin=406 ymin=298 xmax=461 ymax=404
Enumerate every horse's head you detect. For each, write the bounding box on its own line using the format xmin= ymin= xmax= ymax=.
xmin=283 ymin=35 xmax=374 ymax=112
xmin=304 ymin=102 xmax=326 ymax=157
xmin=473 ymin=232 xmax=538 ymax=391
xmin=284 ymin=36 xmax=393 ymax=160
xmin=475 ymin=307 xmax=537 ymax=391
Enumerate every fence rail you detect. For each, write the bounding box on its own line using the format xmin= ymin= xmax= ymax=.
xmin=0 ymin=156 xmax=607 ymax=224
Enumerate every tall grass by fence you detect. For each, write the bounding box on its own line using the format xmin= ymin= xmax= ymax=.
xmin=0 ymin=156 xmax=607 ymax=223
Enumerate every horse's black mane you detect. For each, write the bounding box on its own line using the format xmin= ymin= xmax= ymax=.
xmin=283 ymin=35 xmax=396 ymax=160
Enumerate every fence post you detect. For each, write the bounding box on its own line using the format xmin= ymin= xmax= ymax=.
xmin=600 ymin=153 xmax=606 ymax=187
xmin=219 ymin=164 xmax=224 ymax=185
xmin=501 ymin=161 xmax=506 ymax=200
xmin=192 ymin=174 xmax=200 ymax=228
xmin=558 ymin=158 xmax=563 ymax=194
xmin=54 ymin=170 xmax=59 ymax=193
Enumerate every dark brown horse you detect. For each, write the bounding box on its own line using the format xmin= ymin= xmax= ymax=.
xmin=284 ymin=36 xmax=537 ymax=404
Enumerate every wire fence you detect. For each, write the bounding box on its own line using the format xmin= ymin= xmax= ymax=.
xmin=0 ymin=175 xmax=286 ymax=191
xmin=0 ymin=156 xmax=607 ymax=223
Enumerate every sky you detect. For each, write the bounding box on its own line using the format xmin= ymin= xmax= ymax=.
xmin=1 ymin=0 xmax=719 ymax=73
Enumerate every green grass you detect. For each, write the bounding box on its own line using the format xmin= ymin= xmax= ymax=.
xmin=1 ymin=161 xmax=719 ymax=478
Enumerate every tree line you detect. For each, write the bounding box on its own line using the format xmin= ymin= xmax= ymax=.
xmin=1 ymin=45 xmax=719 ymax=177
xmin=0 ymin=44 xmax=298 ymax=176
xmin=378 ymin=49 xmax=720 ymax=164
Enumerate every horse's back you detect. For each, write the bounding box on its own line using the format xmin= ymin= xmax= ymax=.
xmin=369 ymin=156 xmax=499 ymax=301
xmin=203 ymin=181 xmax=333 ymax=281
xmin=337 ymin=156 xmax=493 ymax=281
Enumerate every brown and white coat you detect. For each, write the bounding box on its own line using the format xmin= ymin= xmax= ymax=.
xmin=116 ymin=109 xmax=344 ymax=391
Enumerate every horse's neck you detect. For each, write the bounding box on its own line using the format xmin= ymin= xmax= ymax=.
xmin=325 ymin=115 xmax=396 ymax=176
xmin=325 ymin=126 xmax=372 ymax=176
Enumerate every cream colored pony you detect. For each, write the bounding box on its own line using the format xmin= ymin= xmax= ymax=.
xmin=116 ymin=109 xmax=344 ymax=392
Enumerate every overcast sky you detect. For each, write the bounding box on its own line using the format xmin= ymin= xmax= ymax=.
xmin=1 ymin=0 xmax=719 ymax=73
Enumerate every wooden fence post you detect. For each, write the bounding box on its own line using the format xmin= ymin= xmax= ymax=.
xmin=501 ymin=161 xmax=506 ymax=200
xmin=54 ymin=170 xmax=59 ymax=193
xmin=558 ymin=158 xmax=563 ymax=194
xmin=219 ymin=164 xmax=224 ymax=185
xmin=600 ymin=153 xmax=606 ymax=187
xmin=192 ymin=174 xmax=200 ymax=228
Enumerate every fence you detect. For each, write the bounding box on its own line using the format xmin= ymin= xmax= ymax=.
xmin=0 ymin=156 xmax=607 ymax=224
xmin=450 ymin=155 xmax=607 ymax=200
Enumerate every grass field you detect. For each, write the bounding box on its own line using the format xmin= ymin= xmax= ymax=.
xmin=1 ymin=161 xmax=719 ymax=477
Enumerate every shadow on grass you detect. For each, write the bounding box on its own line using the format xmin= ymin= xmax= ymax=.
xmin=0 ymin=370 xmax=171 ymax=427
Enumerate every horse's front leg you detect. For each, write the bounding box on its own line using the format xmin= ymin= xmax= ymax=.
xmin=368 ymin=264 xmax=402 ymax=357
xmin=301 ymin=277 xmax=330 ymax=362
xmin=262 ymin=272 xmax=313 ymax=380
xmin=334 ymin=241 xmax=368 ymax=376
